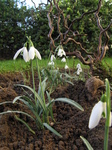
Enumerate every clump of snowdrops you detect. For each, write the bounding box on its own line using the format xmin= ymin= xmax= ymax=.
xmin=42 ymin=47 xmax=75 ymax=94
xmin=0 ymin=37 xmax=84 ymax=137
xmin=81 ymin=78 xmax=112 ymax=150
xmin=44 ymin=45 xmax=84 ymax=94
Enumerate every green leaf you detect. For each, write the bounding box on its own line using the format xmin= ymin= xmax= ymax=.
xmin=13 ymin=95 xmax=42 ymax=124
xmin=0 ymin=110 xmax=35 ymax=120
xmin=0 ymin=101 xmax=13 ymax=105
xmin=80 ymin=136 xmax=93 ymax=150
xmin=38 ymin=78 xmax=47 ymax=99
xmin=46 ymin=91 xmax=54 ymax=119
xmin=15 ymin=84 xmax=45 ymax=111
xmin=15 ymin=115 xmax=35 ymax=134
xmin=48 ymin=98 xmax=84 ymax=111
xmin=43 ymin=123 xmax=62 ymax=138
xmin=13 ymin=95 xmax=37 ymax=111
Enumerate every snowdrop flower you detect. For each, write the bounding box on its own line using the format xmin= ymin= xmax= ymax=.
xmin=89 ymin=101 xmax=106 ymax=129
xmin=13 ymin=47 xmax=30 ymax=62
xmin=76 ymin=63 xmax=81 ymax=69
xmin=61 ymin=57 xmax=66 ymax=62
xmin=29 ymin=46 xmax=41 ymax=60
xmin=77 ymin=69 xmax=80 ymax=75
xmin=65 ymin=64 xmax=69 ymax=69
xmin=48 ymin=61 xmax=54 ymax=66
xmin=76 ymin=63 xmax=82 ymax=75
xmin=57 ymin=48 xmax=66 ymax=57
xmin=51 ymin=55 xmax=56 ymax=62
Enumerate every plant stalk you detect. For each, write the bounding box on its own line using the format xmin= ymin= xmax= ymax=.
xmin=104 ymin=78 xmax=111 ymax=150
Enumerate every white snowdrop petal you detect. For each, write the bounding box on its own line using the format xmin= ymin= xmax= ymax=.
xmin=29 ymin=47 xmax=35 ymax=60
xmin=48 ymin=61 xmax=54 ymax=66
xmin=109 ymin=112 xmax=112 ymax=127
xmin=35 ymin=49 xmax=42 ymax=60
xmin=76 ymin=63 xmax=81 ymax=69
xmin=13 ymin=47 xmax=24 ymax=60
xmin=89 ymin=101 xmax=103 ymax=129
xmin=63 ymin=50 xmax=66 ymax=56
xmin=23 ymin=47 xmax=30 ymax=62
xmin=51 ymin=55 xmax=56 ymax=62
xmin=57 ymin=49 xmax=62 ymax=57
xmin=77 ymin=70 xmax=80 ymax=75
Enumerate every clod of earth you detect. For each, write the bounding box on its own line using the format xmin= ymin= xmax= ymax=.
xmin=85 ymin=76 xmax=104 ymax=100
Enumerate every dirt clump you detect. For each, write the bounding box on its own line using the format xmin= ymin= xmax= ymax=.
xmin=85 ymin=76 xmax=104 ymax=100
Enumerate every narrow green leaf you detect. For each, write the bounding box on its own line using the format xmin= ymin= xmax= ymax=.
xmin=80 ymin=136 xmax=93 ymax=150
xmin=38 ymin=78 xmax=47 ymax=99
xmin=48 ymin=98 xmax=84 ymax=111
xmin=0 ymin=101 xmax=13 ymax=105
xmin=13 ymin=95 xmax=37 ymax=111
xmin=15 ymin=115 xmax=35 ymax=134
xmin=46 ymin=91 xmax=54 ymax=119
xmin=0 ymin=110 xmax=35 ymax=120
xmin=15 ymin=84 xmax=45 ymax=110
xmin=43 ymin=123 xmax=62 ymax=138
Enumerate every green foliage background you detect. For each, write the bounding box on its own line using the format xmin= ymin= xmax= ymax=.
xmin=0 ymin=0 xmax=112 ymax=59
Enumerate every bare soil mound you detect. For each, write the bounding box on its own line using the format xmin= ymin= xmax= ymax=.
xmin=0 ymin=71 xmax=112 ymax=150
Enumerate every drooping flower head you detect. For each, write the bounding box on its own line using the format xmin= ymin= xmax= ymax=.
xmin=65 ymin=64 xmax=69 ymax=70
xmin=76 ymin=63 xmax=81 ymax=69
xmin=29 ymin=46 xmax=41 ymax=60
xmin=50 ymin=54 xmax=56 ymax=62
xmin=27 ymin=36 xmax=42 ymax=60
xmin=61 ymin=57 xmax=66 ymax=62
xmin=88 ymin=101 xmax=106 ymax=129
xmin=57 ymin=48 xmax=66 ymax=57
xmin=48 ymin=61 xmax=54 ymax=66
xmin=13 ymin=46 xmax=30 ymax=62
xmin=76 ymin=63 xmax=82 ymax=75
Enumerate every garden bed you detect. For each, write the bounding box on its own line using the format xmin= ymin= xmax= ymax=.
xmin=0 ymin=71 xmax=112 ymax=150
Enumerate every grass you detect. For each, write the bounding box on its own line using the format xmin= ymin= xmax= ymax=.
xmin=0 ymin=58 xmax=87 ymax=73
xmin=0 ymin=57 xmax=112 ymax=73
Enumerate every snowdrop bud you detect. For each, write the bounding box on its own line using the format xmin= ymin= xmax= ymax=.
xmin=89 ymin=101 xmax=103 ymax=129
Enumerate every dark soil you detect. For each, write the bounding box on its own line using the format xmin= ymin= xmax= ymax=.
xmin=0 ymin=70 xmax=112 ymax=150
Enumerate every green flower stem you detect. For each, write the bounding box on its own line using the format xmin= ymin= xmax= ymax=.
xmin=104 ymin=78 xmax=111 ymax=150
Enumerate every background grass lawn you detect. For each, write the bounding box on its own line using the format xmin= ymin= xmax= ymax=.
xmin=0 ymin=57 xmax=112 ymax=73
